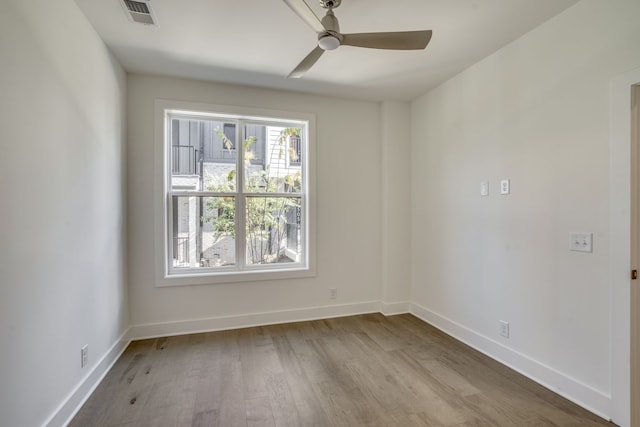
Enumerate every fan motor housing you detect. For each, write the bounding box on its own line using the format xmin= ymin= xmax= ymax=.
xmin=320 ymin=0 xmax=341 ymax=9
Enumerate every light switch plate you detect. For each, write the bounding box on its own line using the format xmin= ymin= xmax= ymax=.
xmin=500 ymin=179 xmax=510 ymax=195
xmin=570 ymin=232 xmax=593 ymax=253
xmin=480 ymin=181 xmax=489 ymax=196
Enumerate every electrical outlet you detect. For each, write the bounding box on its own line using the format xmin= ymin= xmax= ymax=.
xmin=499 ymin=321 xmax=509 ymax=338
xmin=81 ymin=345 xmax=88 ymax=368
xmin=329 ymin=288 xmax=337 ymax=299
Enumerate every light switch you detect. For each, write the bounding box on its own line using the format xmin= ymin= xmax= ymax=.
xmin=500 ymin=179 xmax=510 ymax=195
xmin=570 ymin=232 xmax=593 ymax=253
xmin=480 ymin=181 xmax=489 ymax=196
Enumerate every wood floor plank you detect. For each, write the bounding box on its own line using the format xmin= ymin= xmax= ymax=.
xmin=268 ymin=324 xmax=331 ymax=426
xmin=265 ymin=372 xmax=301 ymax=427
xmin=71 ymin=314 xmax=613 ymax=427
xmin=418 ymin=357 xmax=481 ymax=397
xmin=343 ymin=355 xmax=423 ymax=423
xmin=347 ymin=331 xmax=470 ymax=425
xmin=238 ymin=326 xmax=283 ymax=400
xmin=190 ymin=355 xmax=245 ymax=426
xmin=246 ymin=396 xmax=275 ymax=427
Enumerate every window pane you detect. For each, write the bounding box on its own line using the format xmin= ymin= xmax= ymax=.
xmin=170 ymin=118 xmax=237 ymax=191
xmin=171 ymin=195 xmax=236 ymax=269
xmin=245 ymin=126 xmax=303 ymax=193
xmin=245 ymin=197 xmax=302 ymax=265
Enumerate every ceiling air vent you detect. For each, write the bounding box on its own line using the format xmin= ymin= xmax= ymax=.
xmin=121 ymin=0 xmax=158 ymax=26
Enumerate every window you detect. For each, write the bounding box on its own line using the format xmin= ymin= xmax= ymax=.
xmin=288 ymin=133 xmax=301 ymax=166
xmin=157 ymin=101 xmax=314 ymax=284
xmin=222 ymin=123 xmax=236 ymax=150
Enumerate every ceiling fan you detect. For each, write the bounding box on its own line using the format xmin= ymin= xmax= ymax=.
xmin=282 ymin=0 xmax=432 ymax=78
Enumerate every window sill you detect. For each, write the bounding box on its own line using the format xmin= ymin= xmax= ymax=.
xmin=156 ymin=266 xmax=316 ymax=287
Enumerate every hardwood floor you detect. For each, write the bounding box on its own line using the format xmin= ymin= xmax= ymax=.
xmin=70 ymin=314 xmax=613 ymax=426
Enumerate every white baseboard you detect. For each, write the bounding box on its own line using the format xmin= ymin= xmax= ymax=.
xmin=380 ymin=301 xmax=411 ymax=316
xmin=44 ymin=329 xmax=130 ymax=427
xmin=129 ymin=301 xmax=381 ymax=340
xmin=409 ymin=303 xmax=612 ymax=422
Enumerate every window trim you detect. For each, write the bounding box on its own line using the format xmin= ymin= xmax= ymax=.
xmin=154 ymin=99 xmax=316 ymax=287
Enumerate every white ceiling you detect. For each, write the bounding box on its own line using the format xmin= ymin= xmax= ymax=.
xmin=74 ymin=0 xmax=580 ymax=101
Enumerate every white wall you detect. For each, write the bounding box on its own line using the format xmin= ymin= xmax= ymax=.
xmin=0 ymin=1 xmax=128 ymax=426
xmin=410 ymin=0 xmax=640 ymax=422
xmin=381 ymin=101 xmax=412 ymax=312
xmin=127 ymin=75 xmax=384 ymax=336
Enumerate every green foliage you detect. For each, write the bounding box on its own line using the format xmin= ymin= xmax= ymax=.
xmin=202 ymin=168 xmax=235 ymax=243
xmin=204 ymin=128 xmax=302 ymax=264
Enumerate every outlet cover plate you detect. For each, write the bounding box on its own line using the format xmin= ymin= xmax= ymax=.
xmin=81 ymin=345 xmax=88 ymax=368
xmin=500 ymin=179 xmax=510 ymax=195
xmin=480 ymin=181 xmax=489 ymax=196
xmin=499 ymin=320 xmax=509 ymax=338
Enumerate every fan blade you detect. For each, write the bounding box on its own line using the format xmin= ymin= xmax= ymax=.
xmin=288 ymin=46 xmax=325 ymax=78
xmin=282 ymin=0 xmax=326 ymax=33
xmin=341 ymin=30 xmax=432 ymax=50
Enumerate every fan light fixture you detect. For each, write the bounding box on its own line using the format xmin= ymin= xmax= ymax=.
xmin=318 ymin=34 xmax=340 ymax=50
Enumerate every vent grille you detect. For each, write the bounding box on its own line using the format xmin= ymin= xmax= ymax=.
xmin=124 ymin=0 xmax=150 ymax=14
xmin=121 ymin=0 xmax=157 ymax=26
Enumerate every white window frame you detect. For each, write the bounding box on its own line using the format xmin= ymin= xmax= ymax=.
xmin=154 ymin=99 xmax=316 ymax=286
